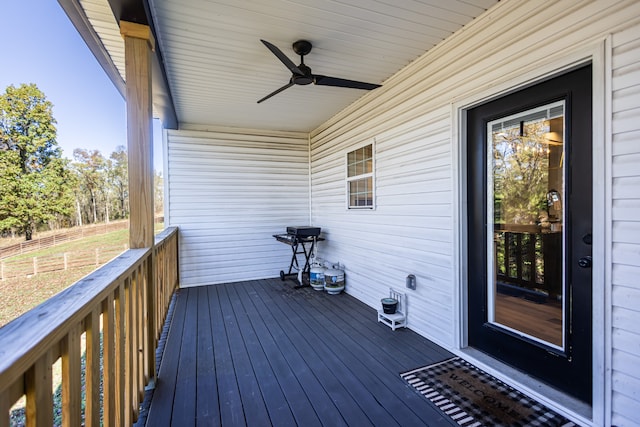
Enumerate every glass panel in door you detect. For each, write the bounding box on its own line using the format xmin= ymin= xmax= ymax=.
xmin=487 ymin=101 xmax=565 ymax=350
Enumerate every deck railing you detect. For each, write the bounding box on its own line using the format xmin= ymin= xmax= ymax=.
xmin=0 ymin=226 xmax=179 ymax=427
xmin=495 ymin=229 xmax=562 ymax=298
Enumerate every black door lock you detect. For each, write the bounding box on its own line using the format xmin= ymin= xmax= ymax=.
xmin=578 ymin=256 xmax=592 ymax=268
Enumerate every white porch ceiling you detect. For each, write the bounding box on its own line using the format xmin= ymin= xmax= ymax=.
xmin=76 ymin=0 xmax=499 ymax=133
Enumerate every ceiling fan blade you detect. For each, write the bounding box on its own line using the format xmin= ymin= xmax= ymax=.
xmin=260 ymin=40 xmax=304 ymax=76
xmin=314 ymin=75 xmax=381 ymax=90
xmin=257 ymin=82 xmax=295 ymax=103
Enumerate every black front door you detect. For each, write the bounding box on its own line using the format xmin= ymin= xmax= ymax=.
xmin=467 ymin=65 xmax=593 ymax=403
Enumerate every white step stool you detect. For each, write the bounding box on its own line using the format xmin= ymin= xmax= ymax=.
xmin=377 ymin=288 xmax=407 ymax=330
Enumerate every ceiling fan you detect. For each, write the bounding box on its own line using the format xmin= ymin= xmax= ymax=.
xmin=258 ymin=39 xmax=382 ymax=103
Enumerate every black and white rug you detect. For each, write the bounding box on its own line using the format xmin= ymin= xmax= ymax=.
xmin=401 ymin=357 xmax=578 ymax=427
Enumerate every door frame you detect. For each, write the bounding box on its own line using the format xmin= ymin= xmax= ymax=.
xmin=451 ymin=39 xmax=609 ymax=424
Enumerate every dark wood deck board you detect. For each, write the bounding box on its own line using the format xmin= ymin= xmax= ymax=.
xmin=246 ymin=280 xmax=374 ymax=426
xmin=303 ymin=286 xmax=425 ymax=368
xmin=238 ymin=281 xmax=349 ymax=427
xmin=323 ymin=287 xmax=453 ymax=363
xmin=146 ymin=279 xmax=457 ymax=426
xmin=225 ymin=283 xmax=299 ymax=427
xmin=267 ymin=281 xmax=453 ymax=426
xmin=195 ymin=287 xmax=219 ymax=426
xmin=145 ymin=284 xmax=189 ymax=426
xmin=227 ymin=283 xmax=322 ymax=427
xmin=208 ymin=286 xmax=246 ymax=427
xmin=216 ymin=285 xmax=271 ymax=426
xmin=247 ymin=280 xmax=390 ymax=427
xmin=172 ymin=288 xmax=199 ymax=426
xmin=271 ymin=286 xmax=405 ymax=426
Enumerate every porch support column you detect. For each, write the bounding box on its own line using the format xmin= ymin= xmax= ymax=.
xmin=121 ymin=21 xmax=155 ymax=249
xmin=120 ymin=21 xmax=157 ymax=388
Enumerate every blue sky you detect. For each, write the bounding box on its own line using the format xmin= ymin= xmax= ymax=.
xmin=1 ymin=0 xmax=163 ymax=170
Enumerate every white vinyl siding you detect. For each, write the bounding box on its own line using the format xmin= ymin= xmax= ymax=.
xmin=166 ymin=128 xmax=309 ymax=286
xmin=308 ymin=0 xmax=640 ymax=423
xmin=610 ymin=23 xmax=640 ymax=427
xmin=160 ymin=0 xmax=640 ymax=423
xmin=311 ymin=110 xmax=454 ymax=346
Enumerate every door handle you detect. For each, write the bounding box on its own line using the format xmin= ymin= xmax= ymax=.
xmin=578 ymin=256 xmax=592 ymax=268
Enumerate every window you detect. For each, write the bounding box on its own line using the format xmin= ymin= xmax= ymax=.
xmin=346 ymin=143 xmax=374 ymax=209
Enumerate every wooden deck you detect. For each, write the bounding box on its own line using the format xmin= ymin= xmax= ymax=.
xmin=143 ymin=278 xmax=456 ymax=426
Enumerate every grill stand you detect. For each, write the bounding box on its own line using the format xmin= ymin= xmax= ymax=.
xmin=273 ymin=234 xmax=324 ymax=288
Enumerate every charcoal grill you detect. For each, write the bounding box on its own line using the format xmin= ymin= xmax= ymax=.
xmin=273 ymin=226 xmax=323 ymax=287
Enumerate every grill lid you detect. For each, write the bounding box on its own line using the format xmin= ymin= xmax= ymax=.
xmin=286 ymin=226 xmax=321 ymax=237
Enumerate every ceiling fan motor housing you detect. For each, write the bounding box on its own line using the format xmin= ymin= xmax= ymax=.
xmin=292 ymin=40 xmax=312 ymax=56
xmin=292 ymin=63 xmax=314 ymax=85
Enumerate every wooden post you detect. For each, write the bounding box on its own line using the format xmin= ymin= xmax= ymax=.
xmin=25 ymin=351 xmax=53 ymax=427
xmin=85 ymin=309 xmax=101 ymax=427
xmin=121 ymin=21 xmax=157 ymax=388
xmin=61 ymin=325 xmax=81 ymax=427
xmin=0 ymin=391 xmax=9 ymax=427
xmin=102 ymin=295 xmax=116 ymax=427
xmin=121 ymin=21 xmax=155 ymax=250
xmin=115 ymin=284 xmax=125 ymax=425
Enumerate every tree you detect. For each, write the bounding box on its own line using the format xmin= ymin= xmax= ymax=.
xmin=0 ymin=83 xmax=74 ymax=240
xmin=72 ymin=148 xmax=107 ymax=224
xmin=154 ymin=170 xmax=163 ymax=216
xmin=109 ymin=146 xmax=129 ymax=219
xmin=492 ymin=121 xmax=549 ymax=225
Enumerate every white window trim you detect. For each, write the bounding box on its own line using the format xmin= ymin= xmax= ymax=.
xmin=345 ymin=139 xmax=376 ymax=210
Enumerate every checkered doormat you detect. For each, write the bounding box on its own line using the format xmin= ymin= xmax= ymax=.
xmin=401 ymin=358 xmax=578 ymax=427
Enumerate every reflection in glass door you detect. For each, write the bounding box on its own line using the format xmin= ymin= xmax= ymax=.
xmin=468 ymin=64 xmax=592 ymax=402
xmin=487 ymin=101 xmax=565 ymax=349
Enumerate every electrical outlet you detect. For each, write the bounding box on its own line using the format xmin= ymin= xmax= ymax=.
xmin=406 ymin=274 xmax=416 ymax=290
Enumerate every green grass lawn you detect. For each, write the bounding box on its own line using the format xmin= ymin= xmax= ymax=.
xmin=1 ymin=232 xmax=121 ymax=426
xmin=0 ymin=229 xmax=129 ymax=328
xmin=0 ymin=222 xmax=165 ymax=328
xmin=1 ymin=224 xmax=166 ymax=425
xmin=6 ymin=228 xmax=129 ymax=261
xmin=0 ymin=266 xmax=98 ymax=328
